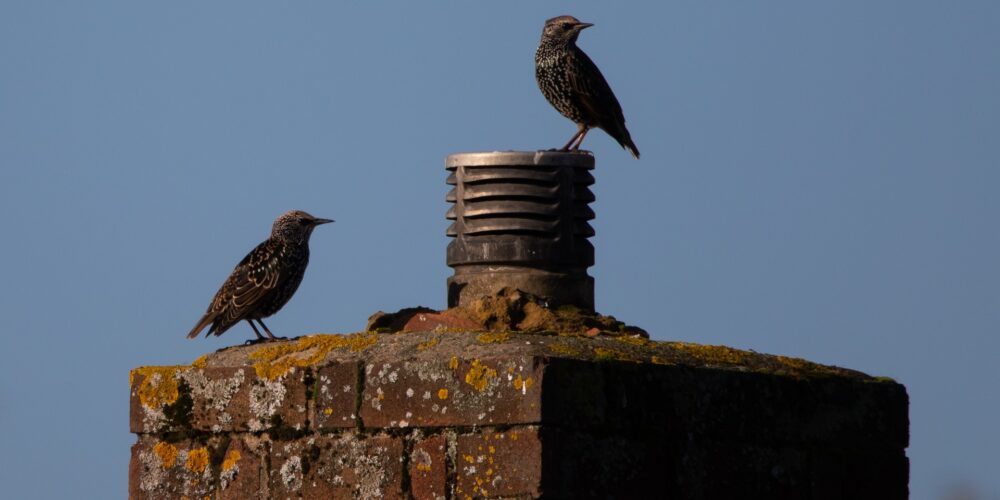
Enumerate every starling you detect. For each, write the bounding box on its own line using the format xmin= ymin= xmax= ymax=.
xmin=535 ymin=15 xmax=639 ymax=159
xmin=187 ymin=210 xmax=334 ymax=341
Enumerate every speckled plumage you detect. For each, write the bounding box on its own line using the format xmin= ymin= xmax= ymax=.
xmin=535 ymin=15 xmax=639 ymax=159
xmin=187 ymin=210 xmax=334 ymax=341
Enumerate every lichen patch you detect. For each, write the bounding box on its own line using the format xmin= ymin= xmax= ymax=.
xmin=132 ymin=366 xmax=186 ymax=408
xmin=249 ymin=333 xmax=378 ymax=380
xmin=463 ymin=360 xmax=497 ymax=392
xmin=184 ymin=447 xmax=209 ymax=474
xmin=153 ymin=441 xmax=178 ymax=469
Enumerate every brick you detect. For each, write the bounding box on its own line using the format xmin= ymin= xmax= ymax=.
xmin=268 ymin=433 xmax=404 ymax=499
xmin=361 ymin=356 xmax=543 ymax=428
xmin=130 ymin=366 xmax=309 ymax=434
xmin=454 ymin=428 xmax=542 ymax=499
xmin=538 ymin=427 xmax=670 ymax=497
xmin=184 ymin=367 xmax=253 ymax=433
xmin=217 ymin=437 xmax=266 ymax=500
xmin=130 ymin=366 xmax=195 ymax=434
xmin=409 ymin=434 xmax=448 ymax=500
xmin=808 ymin=448 xmax=909 ymax=500
xmin=402 ymin=312 xmax=480 ymax=332
xmin=131 ymin=332 xmax=910 ymax=497
xmin=244 ymin=368 xmax=309 ymax=432
xmin=128 ymin=436 xmax=222 ymax=500
xmin=313 ymin=362 xmax=360 ymax=430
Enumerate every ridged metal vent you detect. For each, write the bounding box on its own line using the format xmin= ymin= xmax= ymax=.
xmin=446 ymin=152 xmax=594 ymax=243
xmin=445 ymin=151 xmax=597 ymax=310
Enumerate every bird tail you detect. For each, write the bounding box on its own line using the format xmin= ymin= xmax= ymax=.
xmin=187 ymin=313 xmax=215 ymax=339
xmin=608 ymin=123 xmax=640 ymax=159
xmin=622 ymin=138 xmax=640 ymax=160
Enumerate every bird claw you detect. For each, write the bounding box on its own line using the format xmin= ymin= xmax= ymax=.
xmin=243 ymin=337 xmax=286 ymax=346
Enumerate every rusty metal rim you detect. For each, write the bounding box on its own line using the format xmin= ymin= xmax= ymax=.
xmin=446 ymin=150 xmax=595 ymax=168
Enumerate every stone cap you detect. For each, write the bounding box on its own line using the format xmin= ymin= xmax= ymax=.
xmin=130 ymin=330 xmax=908 ymax=449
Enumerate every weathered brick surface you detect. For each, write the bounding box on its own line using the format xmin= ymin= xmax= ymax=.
xmin=313 ymin=362 xmax=361 ymax=429
xmin=402 ymin=311 xmax=480 ymax=332
xmin=129 ymin=435 xmax=237 ymax=499
xmin=542 ymin=357 xmax=910 ymax=448
xmin=537 ymin=427 xmax=670 ymax=497
xmin=130 ymin=365 xmax=308 ymax=434
xmin=268 ymin=433 xmax=404 ymax=499
xmin=455 ymin=427 xmax=543 ymax=499
xmin=361 ymin=355 xmax=543 ymax=428
xmin=217 ymin=437 xmax=265 ymax=500
xmin=130 ymin=331 xmax=909 ymax=499
xmin=409 ymin=433 xmax=448 ymax=500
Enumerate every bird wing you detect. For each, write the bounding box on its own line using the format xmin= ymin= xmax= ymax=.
xmin=200 ymin=239 xmax=283 ymax=336
xmin=567 ymin=49 xmax=627 ymax=128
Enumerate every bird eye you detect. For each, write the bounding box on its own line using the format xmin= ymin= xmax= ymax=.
xmin=298 ymin=218 xmax=309 ymax=226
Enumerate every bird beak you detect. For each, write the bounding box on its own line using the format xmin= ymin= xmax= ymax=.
xmin=312 ymin=218 xmax=335 ymax=225
xmin=575 ymin=22 xmax=594 ymax=30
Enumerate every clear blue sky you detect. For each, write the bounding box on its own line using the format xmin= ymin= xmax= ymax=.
xmin=1 ymin=2 xmax=997 ymax=498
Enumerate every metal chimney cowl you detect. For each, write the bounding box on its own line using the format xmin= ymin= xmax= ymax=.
xmin=446 ymin=151 xmax=596 ymax=311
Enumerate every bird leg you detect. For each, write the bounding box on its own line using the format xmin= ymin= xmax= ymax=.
xmin=246 ymin=320 xmax=267 ymax=340
xmin=569 ymin=126 xmax=591 ymax=151
xmin=561 ymin=124 xmax=588 ymax=151
xmin=256 ymin=319 xmax=285 ymax=341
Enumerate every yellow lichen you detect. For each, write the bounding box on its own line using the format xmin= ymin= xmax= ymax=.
xmin=513 ymin=375 xmax=534 ymax=393
xmin=185 ymin=447 xmax=209 ymax=474
xmin=666 ymin=342 xmax=749 ymax=365
xmin=464 ymin=359 xmax=497 ymax=392
xmin=449 ymin=356 xmax=460 ymax=370
xmin=153 ymin=441 xmax=178 ymax=469
xmin=131 ymin=366 xmax=186 ymax=408
xmin=650 ymin=355 xmax=671 ymax=365
xmin=773 ymin=355 xmax=844 ymax=376
xmin=222 ymin=450 xmax=241 ymax=472
xmin=416 ymin=462 xmax=432 ymax=472
xmin=416 ymin=337 xmax=440 ymax=351
xmin=190 ymin=355 xmax=209 ymax=369
xmin=548 ymin=342 xmax=580 ymax=356
xmin=249 ymin=333 xmax=378 ymax=380
xmin=323 ymin=408 xmax=333 ymax=415
xmin=437 ymin=388 xmax=449 ymax=400
xmin=593 ymin=347 xmax=639 ymax=363
xmin=476 ymin=331 xmax=511 ymax=344
xmin=615 ymin=336 xmax=652 ymax=348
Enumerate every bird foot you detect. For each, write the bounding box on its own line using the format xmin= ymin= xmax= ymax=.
xmin=243 ymin=336 xmax=288 ymax=346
